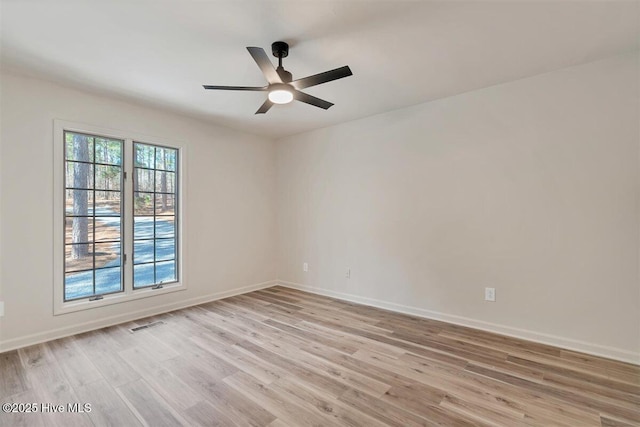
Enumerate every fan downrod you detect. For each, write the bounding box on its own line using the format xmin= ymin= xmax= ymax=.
xmin=271 ymin=41 xmax=292 ymax=83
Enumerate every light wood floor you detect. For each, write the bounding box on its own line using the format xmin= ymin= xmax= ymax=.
xmin=2 ymin=286 xmax=639 ymax=426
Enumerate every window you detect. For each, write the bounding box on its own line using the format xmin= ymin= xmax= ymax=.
xmin=64 ymin=132 xmax=123 ymax=301
xmin=54 ymin=121 xmax=185 ymax=314
xmin=133 ymin=142 xmax=178 ymax=288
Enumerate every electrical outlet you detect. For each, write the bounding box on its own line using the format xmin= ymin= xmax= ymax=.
xmin=485 ymin=287 xmax=496 ymax=302
xmin=303 ymin=262 xmax=308 ymax=272
xmin=346 ymin=268 xmax=351 ymax=279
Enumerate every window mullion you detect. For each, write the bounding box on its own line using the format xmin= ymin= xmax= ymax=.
xmin=123 ymin=138 xmax=134 ymax=294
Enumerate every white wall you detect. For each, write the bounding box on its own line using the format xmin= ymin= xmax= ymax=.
xmin=0 ymin=72 xmax=277 ymax=350
xmin=276 ymin=52 xmax=640 ymax=363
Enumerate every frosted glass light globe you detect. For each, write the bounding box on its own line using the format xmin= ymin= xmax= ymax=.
xmin=268 ymin=87 xmax=293 ymax=104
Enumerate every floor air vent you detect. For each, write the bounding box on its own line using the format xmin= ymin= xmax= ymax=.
xmin=129 ymin=321 xmax=165 ymax=332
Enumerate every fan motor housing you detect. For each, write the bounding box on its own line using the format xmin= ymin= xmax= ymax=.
xmin=272 ymin=41 xmax=289 ymax=58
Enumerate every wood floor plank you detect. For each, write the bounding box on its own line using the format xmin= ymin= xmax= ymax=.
xmin=116 ymin=378 xmax=190 ymax=426
xmin=382 ymin=383 xmax=486 ymax=427
xmin=244 ymin=292 xmax=305 ymax=312
xmin=47 ymin=337 xmax=103 ymax=389
xmin=507 ymin=354 xmax=640 ymax=394
xmin=24 ymin=362 xmax=94 ymax=427
xmin=197 ymin=379 xmax=277 ymax=426
xmin=437 ymin=329 xmax=562 ymax=359
xmin=457 ymin=367 xmax=603 ymax=426
xmin=17 ymin=344 xmax=55 ymax=369
xmin=2 ymin=286 xmax=638 ymax=427
xmin=223 ymin=371 xmax=330 ymax=427
xmin=189 ymin=334 xmax=287 ymax=385
xmin=1 ymin=389 xmax=47 ymax=427
xmin=542 ymin=372 xmax=640 ymax=406
xmin=338 ymin=388 xmax=434 ymax=427
xmin=297 ymin=320 xmax=407 ymax=358
xmin=76 ymin=379 xmax=142 ymax=427
xmin=270 ymin=376 xmax=390 ymax=427
xmin=263 ymin=318 xmax=360 ymax=355
xmin=466 ymin=364 xmax=640 ymax=424
xmin=560 ymin=349 xmax=640 ymax=378
xmin=236 ymin=339 xmax=350 ymax=398
xmin=439 ymin=394 xmax=529 ymax=427
xmin=182 ymin=400 xmax=237 ymax=427
xmin=0 ymin=350 xmax=29 ymax=399
xmin=119 ymin=344 xmax=205 ymax=412
xmin=73 ymin=330 xmax=141 ymax=388
xmin=601 ymin=415 xmax=638 ymax=427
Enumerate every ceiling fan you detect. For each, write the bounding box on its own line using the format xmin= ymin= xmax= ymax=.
xmin=203 ymin=41 xmax=353 ymax=114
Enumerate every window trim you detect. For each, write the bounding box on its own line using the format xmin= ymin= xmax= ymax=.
xmin=53 ymin=120 xmax=187 ymax=315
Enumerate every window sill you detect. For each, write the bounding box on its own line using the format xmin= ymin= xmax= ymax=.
xmin=53 ymin=281 xmax=186 ymax=316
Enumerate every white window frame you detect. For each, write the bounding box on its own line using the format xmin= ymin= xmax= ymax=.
xmin=53 ymin=120 xmax=187 ymax=315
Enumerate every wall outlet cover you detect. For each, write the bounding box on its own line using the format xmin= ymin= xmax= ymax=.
xmin=485 ymin=287 xmax=496 ymax=302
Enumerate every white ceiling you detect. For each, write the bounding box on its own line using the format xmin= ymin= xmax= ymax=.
xmin=1 ymin=1 xmax=638 ymax=139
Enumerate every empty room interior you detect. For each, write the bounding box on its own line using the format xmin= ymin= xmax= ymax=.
xmin=1 ymin=1 xmax=639 ymax=426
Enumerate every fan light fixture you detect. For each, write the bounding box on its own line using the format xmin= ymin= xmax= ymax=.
xmin=268 ymin=85 xmax=293 ymax=104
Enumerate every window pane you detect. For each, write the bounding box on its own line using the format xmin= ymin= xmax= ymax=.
xmin=62 ymin=130 xmax=125 ymax=302
xmin=65 ymin=217 xmax=93 ymax=244
xmin=134 ymin=144 xmax=155 ymax=169
xmin=156 ymin=216 xmax=175 ymax=238
xmin=135 ymin=168 xmax=155 ymax=192
xmin=94 ymin=217 xmax=121 ymax=242
xmin=95 ymin=242 xmax=121 ymax=268
xmin=155 ymin=171 xmax=175 ymax=193
xmin=95 ymin=139 xmax=122 ymax=165
xmin=65 ymin=133 xmax=94 ymax=162
xmin=134 ymin=263 xmax=155 ymax=288
xmin=65 ymin=271 xmax=94 ymax=301
xmin=95 ymin=192 xmax=121 ymax=216
xmin=95 ymin=165 xmax=121 ymax=191
xmin=65 ymin=243 xmax=93 ymax=272
xmin=65 ymin=190 xmax=94 ymax=216
xmin=133 ymin=142 xmax=179 ymax=290
xmin=155 ymin=193 xmax=175 ymax=215
xmin=134 ymin=216 xmax=154 ymax=239
xmin=155 ymin=239 xmax=175 ymax=261
xmin=95 ymin=267 xmax=122 ymax=295
xmin=134 ymin=240 xmax=154 ymax=264
xmin=156 ymin=260 xmax=176 ymax=283
xmin=155 ymin=147 xmax=176 ymax=171
xmin=134 ymin=192 xmax=153 ymax=216
xmin=65 ymin=162 xmax=94 ymax=189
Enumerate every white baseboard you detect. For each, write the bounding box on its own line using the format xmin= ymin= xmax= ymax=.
xmin=276 ymin=281 xmax=639 ymax=365
xmin=0 ymin=280 xmax=276 ymax=353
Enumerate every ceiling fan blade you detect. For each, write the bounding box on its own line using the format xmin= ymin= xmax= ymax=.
xmin=247 ymin=47 xmax=282 ymax=84
xmin=255 ymin=99 xmax=274 ymax=114
xmin=292 ymin=66 xmax=352 ymax=90
xmin=202 ymin=85 xmax=267 ymax=91
xmin=294 ymin=91 xmax=334 ymax=110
